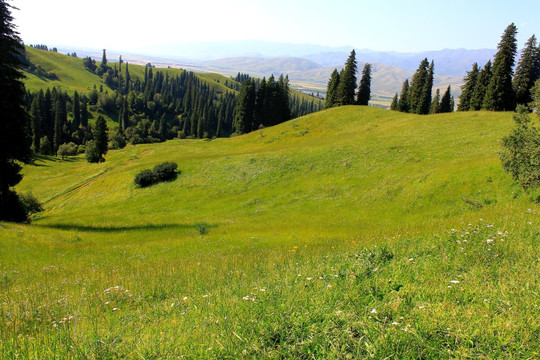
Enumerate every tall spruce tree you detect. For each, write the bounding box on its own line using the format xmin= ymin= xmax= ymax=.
xmin=337 ymin=50 xmax=358 ymax=105
xmin=397 ymin=79 xmax=410 ymax=113
xmin=72 ymin=90 xmax=80 ymax=130
xmin=390 ymin=93 xmax=398 ymax=111
xmin=439 ymin=86 xmax=453 ymax=113
xmin=418 ymin=60 xmax=434 ymax=114
xmin=0 ymin=0 xmax=31 ymax=221
xmin=430 ymin=89 xmax=441 ymax=114
xmin=94 ymin=115 xmax=108 ymax=162
xmin=356 ymin=63 xmax=372 ymax=105
xmin=483 ymin=23 xmax=518 ymax=111
xmin=409 ymin=58 xmax=429 ymax=114
xmin=30 ymin=96 xmax=41 ymax=152
xmin=233 ymin=79 xmax=255 ymax=135
xmin=470 ymin=61 xmax=492 ymax=110
xmin=458 ymin=63 xmax=479 ymax=111
xmin=325 ymin=69 xmax=340 ymax=108
xmin=513 ymin=35 xmax=540 ymax=106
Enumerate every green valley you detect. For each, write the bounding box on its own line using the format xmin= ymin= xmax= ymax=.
xmin=1 ymin=106 xmax=538 ymax=358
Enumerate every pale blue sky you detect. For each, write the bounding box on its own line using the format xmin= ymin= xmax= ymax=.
xmin=10 ymin=0 xmax=540 ymax=53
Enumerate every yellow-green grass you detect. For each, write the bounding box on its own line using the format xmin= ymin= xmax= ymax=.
xmin=1 ymin=107 xmax=538 ymax=358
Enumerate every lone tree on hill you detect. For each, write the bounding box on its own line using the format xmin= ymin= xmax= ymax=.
xmin=483 ymin=23 xmax=518 ymax=111
xmin=356 ymin=63 xmax=372 ymax=106
xmin=0 ymin=0 xmax=32 ymax=222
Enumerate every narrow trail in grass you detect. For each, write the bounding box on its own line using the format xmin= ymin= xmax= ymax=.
xmin=44 ymin=149 xmax=152 ymax=204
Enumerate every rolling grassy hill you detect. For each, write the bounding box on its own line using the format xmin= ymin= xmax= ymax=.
xmin=23 ymin=46 xmax=323 ymax=107
xmin=1 ymin=107 xmax=538 ymax=358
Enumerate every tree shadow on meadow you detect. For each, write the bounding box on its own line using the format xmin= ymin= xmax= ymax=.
xmin=34 ymin=222 xmax=217 ymax=234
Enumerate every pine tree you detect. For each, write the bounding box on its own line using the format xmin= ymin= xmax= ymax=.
xmin=397 ymin=79 xmax=410 ymax=113
xmin=100 ymin=49 xmax=108 ymax=72
xmin=0 ymin=0 xmax=31 ymax=221
xmin=254 ymin=77 xmax=267 ymax=127
xmin=93 ymin=115 xmax=108 ymax=162
xmin=458 ymin=63 xmax=479 ymax=111
xmin=439 ymin=86 xmax=453 ymax=113
xmin=233 ymin=79 xmax=255 ymax=135
xmin=30 ymin=96 xmax=41 ymax=152
xmin=53 ymin=98 xmax=65 ymax=152
xmin=337 ymin=50 xmax=358 ymax=105
xmin=81 ymin=99 xmax=89 ymax=128
xmin=356 ymin=63 xmax=372 ymax=105
xmin=409 ymin=58 xmax=429 ymax=114
xmin=470 ymin=61 xmax=492 ymax=110
xmin=418 ymin=60 xmax=434 ymax=114
xmin=430 ymin=89 xmax=440 ymax=114
xmin=513 ymin=35 xmax=540 ymax=106
xmin=390 ymin=93 xmax=398 ymax=111
xmin=72 ymin=90 xmax=80 ymax=130
xmin=483 ymin=23 xmax=518 ymax=111
xmin=325 ymin=69 xmax=340 ymax=108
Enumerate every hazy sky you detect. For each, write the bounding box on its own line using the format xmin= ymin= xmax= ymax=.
xmin=10 ymin=0 xmax=540 ymax=54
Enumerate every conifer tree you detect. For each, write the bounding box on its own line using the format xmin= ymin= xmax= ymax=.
xmin=325 ymin=69 xmax=340 ymax=108
xmin=470 ymin=61 xmax=492 ymax=110
xmin=72 ymin=90 xmax=80 ymax=129
xmin=439 ymin=86 xmax=453 ymax=113
xmin=0 ymin=0 xmax=31 ymax=221
xmin=390 ymin=93 xmax=398 ymax=111
xmin=337 ymin=50 xmax=358 ymax=105
xmin=356 ymin=63 xmax=372 ymax=105
xmin=100 ymin=49 xmax=108 ymax=72
xmin=397 ymin=80 xmax=410 ymax=113
xmin=254 ymin=77 xmax=267 ymax=127
xmin=93 ymin=115 xmax=108 ymax=162
xmin=430 ymin=89 xmax=440 ymax=114
xmin=458 ymin=63 xmax=479 ymax=111
xmin=513 ymin=35 xmax=540 ymax=106
xmin=30 ymin=96 xmax=41 ymax=152
xmin=81 ymin=99 xmax=89 ymax=128
xmin=53 ymin=98 xmax=65 ymax=152
xmin=233 ymin=79 xmax=255 ymax=135
xmin=409 ymin=58 xmax=429 ymax=114
xmin=418 ymin=60 xmax=434 ymax=114
xmin=483 ymin=23 xmax=518 ymax=111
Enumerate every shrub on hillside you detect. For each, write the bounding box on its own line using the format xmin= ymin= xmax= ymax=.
xmin=19 ymin=192 xmax=43 ymax=215
xmin=500 ymin=106 xmax=540 ymax=190
xmin=134 ymin=169 xmax=157 ymax=188
xmin=153 ymin=162 xmax=178 ymax=182
xmin=134 ymin=162 xmax=179 ymax=188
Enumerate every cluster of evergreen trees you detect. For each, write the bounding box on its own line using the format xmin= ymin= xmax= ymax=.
xmin=28 ymin=44 xmax=57 ymax=52
xmin=389 ymin=59 xmax=453 ymax=114
xmin=25 ymin=49 xmax=324 ymax=157
xmin=459 ymin=24 xmax=540 ymax=112
xmin=325 ymin=50 xmax=372 ymax=108
xmin=233 ymin=74 xmax=291 ymax=135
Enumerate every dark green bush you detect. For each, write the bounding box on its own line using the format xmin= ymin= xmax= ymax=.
xmin=134 ymin=169 xmax=157 ymax=188
xmin=134 ymin=162 xmax=179 ymax=188
xmin=19 ymin=192 xmax=43 ymax=215
xmin=153 ymin=162 xmax=178 ymax=182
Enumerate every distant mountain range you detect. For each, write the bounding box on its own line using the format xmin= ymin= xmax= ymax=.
xmin=62 ymin=41 xmax=498 ymax=100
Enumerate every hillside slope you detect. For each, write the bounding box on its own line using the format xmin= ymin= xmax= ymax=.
xmin=14 ymin=107 xmax=524 ymax=239
xmin=2 ymin=107 xmax=538 ymax=358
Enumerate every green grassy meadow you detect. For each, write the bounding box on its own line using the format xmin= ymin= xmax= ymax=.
xmin=1 ymin=106 xmax=539 ymax=358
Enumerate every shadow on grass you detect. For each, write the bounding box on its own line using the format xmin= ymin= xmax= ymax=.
xmin=34 ymin=222 xmax=217 ymax=233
